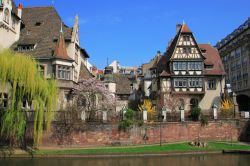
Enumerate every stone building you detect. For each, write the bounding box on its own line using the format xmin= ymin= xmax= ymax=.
xmin=216 ymin=18 xmax=250 ymax=111
xmin=0 ymin=1 xmax=93 ymax=110
xmin=0 ymin=0 xmax=22 ymax=49
xmin=149 ymin=23 xmax=225 ymax=112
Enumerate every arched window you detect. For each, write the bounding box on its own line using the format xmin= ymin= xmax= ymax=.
xmin=4 ymin=9 xmax=10 ymax=24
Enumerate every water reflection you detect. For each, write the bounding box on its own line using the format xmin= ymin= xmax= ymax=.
xmin=1 ymin=154 xmax=250 ymax=166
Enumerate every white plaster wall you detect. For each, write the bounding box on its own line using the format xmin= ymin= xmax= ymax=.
xmin=199 ymin=76 xmax=225 ymax=111
xmin=144 ymin=80 xmax=151 ymax=97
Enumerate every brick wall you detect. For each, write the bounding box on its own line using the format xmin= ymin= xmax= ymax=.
xmin=32 ymin=120 xmax=250 ymax=147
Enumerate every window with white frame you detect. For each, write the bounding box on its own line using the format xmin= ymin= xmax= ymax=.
xmin=57 ymin=65 xmax=71 ymax=80
xmin=188 ymin=78 xmax=203 ymax=88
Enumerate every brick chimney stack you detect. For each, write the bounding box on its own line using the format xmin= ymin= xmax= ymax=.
xmin=18 ymin=3 xmax=23 ymax=18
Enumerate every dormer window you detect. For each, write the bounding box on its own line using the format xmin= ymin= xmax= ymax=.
xmin=4 ymin=9 xmax=10 ymax=24
xmin=18 ymin=44 xmax=35 ymax=51
xmin=35 ymin=22 xmax=42 ymax=26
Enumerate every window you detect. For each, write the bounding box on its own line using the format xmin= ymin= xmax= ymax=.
xmin=4 ymin=9 xmax=10 ymax=24
xmin=183 ymin=35 xmax=190 ymax=42
xmin=0 ymin=93 xmax=8 ymax=108
xmin=18 ymin=45 xmax=35 ymax=51
xmin=0 ymin=0 xmax=2 ymax=5
xmin=208 ymin=79 xmax=216 ymax=90
xmin=57 ymin=65 xmax=71 ymax=80
xmin=174 ymin=78 xmax=187 ymax=87
xmin=39 ymin=65 xmax=45 ymax=78
xmin=188 ymin=78 xmax=203 ymax=88
xmin=183 ymin=47 xmax=191 ymax=54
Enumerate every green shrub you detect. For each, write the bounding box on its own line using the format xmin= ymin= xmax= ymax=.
xmin=190 ymin=107 xmax=201 ymax=121
xmin=119 ymin=108 xmax=134 ymax=131
xmin=200 ymin=114 xmax=208 ymax=126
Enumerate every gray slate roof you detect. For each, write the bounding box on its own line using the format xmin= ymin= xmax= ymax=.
xmin=110 ymin=74 xmax=132 ymax=95
xmin=13 ymin=7 xmax=73 ymax=59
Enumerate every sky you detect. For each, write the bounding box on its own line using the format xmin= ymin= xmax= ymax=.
xmin=15 ymin=0 xmax=250 ymax=69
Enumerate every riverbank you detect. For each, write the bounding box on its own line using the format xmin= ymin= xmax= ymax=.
xmin=1 ymin=141 xmax=250 ymax=158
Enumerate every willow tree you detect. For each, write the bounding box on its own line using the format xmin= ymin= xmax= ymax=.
xmin=0 ymin=50 xmax=58 ymax=147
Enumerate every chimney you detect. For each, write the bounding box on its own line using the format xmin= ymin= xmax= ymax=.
xmin=176 ymin=24 xmax=182 ymax=33
xmin=18 ymin=3 xmax=23 ymax=18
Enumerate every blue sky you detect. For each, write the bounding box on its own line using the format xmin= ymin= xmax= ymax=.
xmin=15 ymin=0 xmax=250 ymax=69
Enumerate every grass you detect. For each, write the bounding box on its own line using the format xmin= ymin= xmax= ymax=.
xmin=35 ymin=142 xmax=250 ymax=155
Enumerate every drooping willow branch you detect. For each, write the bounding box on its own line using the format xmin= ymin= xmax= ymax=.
xmin=0 ymin=50 xmax=58 ymax=146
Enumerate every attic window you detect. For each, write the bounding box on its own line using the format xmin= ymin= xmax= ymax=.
xmin=205 ymin=64 xmax=213 ymax=69
xmin=35 ymin=22 xmax=42 ymax=26
xmin=18 ymin=44 xmax=35 ymax=51
xmin=201 ymin=48 xmax=206 ymax=53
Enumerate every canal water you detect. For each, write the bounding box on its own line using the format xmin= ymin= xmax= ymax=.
xmin=1 ymin=154 xmax=250 ymax=166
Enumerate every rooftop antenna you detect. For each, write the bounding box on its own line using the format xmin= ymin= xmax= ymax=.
xmin=106 ymin=57 xmax=109 ymax=67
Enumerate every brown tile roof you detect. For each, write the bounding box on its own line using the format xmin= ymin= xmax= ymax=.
xmin=199 ymin=44 xmax=226 ymax=76
xmin=13 ymin=7 xmax=73 ymax=59
xmin=78 ymin=62 xmax=94 ymax=81
xmin=53 ymin=30 xmax=73 ymax=61
xmin=181 ymin=23 xmax=192 ymax=33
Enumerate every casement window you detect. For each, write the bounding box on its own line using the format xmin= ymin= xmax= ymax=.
xmin=4 ymin=9 xmax=10 ymax=24
xmin=17 ymin=45 xmax=35 ymax=51
xmin=208 ymin=79 xmax=216 ymax=90
xmin=173 ymin=62 xmax=202 ymax=71
xmin=183 ymin=47 xmax=191 ymax=54
xmin=188 ymin=78 xmax=203 ymax=88
xmin=174 ymin=78 xmax=187 ymax=87
xmin=183 ymin=35 xmax=190 ymax=42
xmin=57 ymin=65 xmax=71 ymax=80
xmin=0 ymin=93 xmax=8 ymax=108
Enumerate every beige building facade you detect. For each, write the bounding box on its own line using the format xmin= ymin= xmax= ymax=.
xmin=216 ymin=18 xmax=250 ymax=111
xmin=150 ymin=24 xmax=225 ymax=113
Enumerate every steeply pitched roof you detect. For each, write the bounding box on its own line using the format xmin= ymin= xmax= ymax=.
xmin=53 ymin=29 xmax=73 ymax=61
xmin=113 ymin=74 xmax=131 ymax=95
xmin=13 ymin=7 xmax=73 ymax=59
xmin=181 ymin=23 xmax=192 ymax=33
xmin=152 ymin=25 xmax=225 ymax=77
xmin=199 ymin=44 xmax=225 ymax=76
xmin=78 ymin=62 xmax=94 ymax=81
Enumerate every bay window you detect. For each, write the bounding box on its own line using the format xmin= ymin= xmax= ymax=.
xmin=57 ymin=65 xmax=71 ymax=80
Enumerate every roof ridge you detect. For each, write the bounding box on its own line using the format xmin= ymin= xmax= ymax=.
xmin=23 ymin=6 xmax=55 ymax=9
